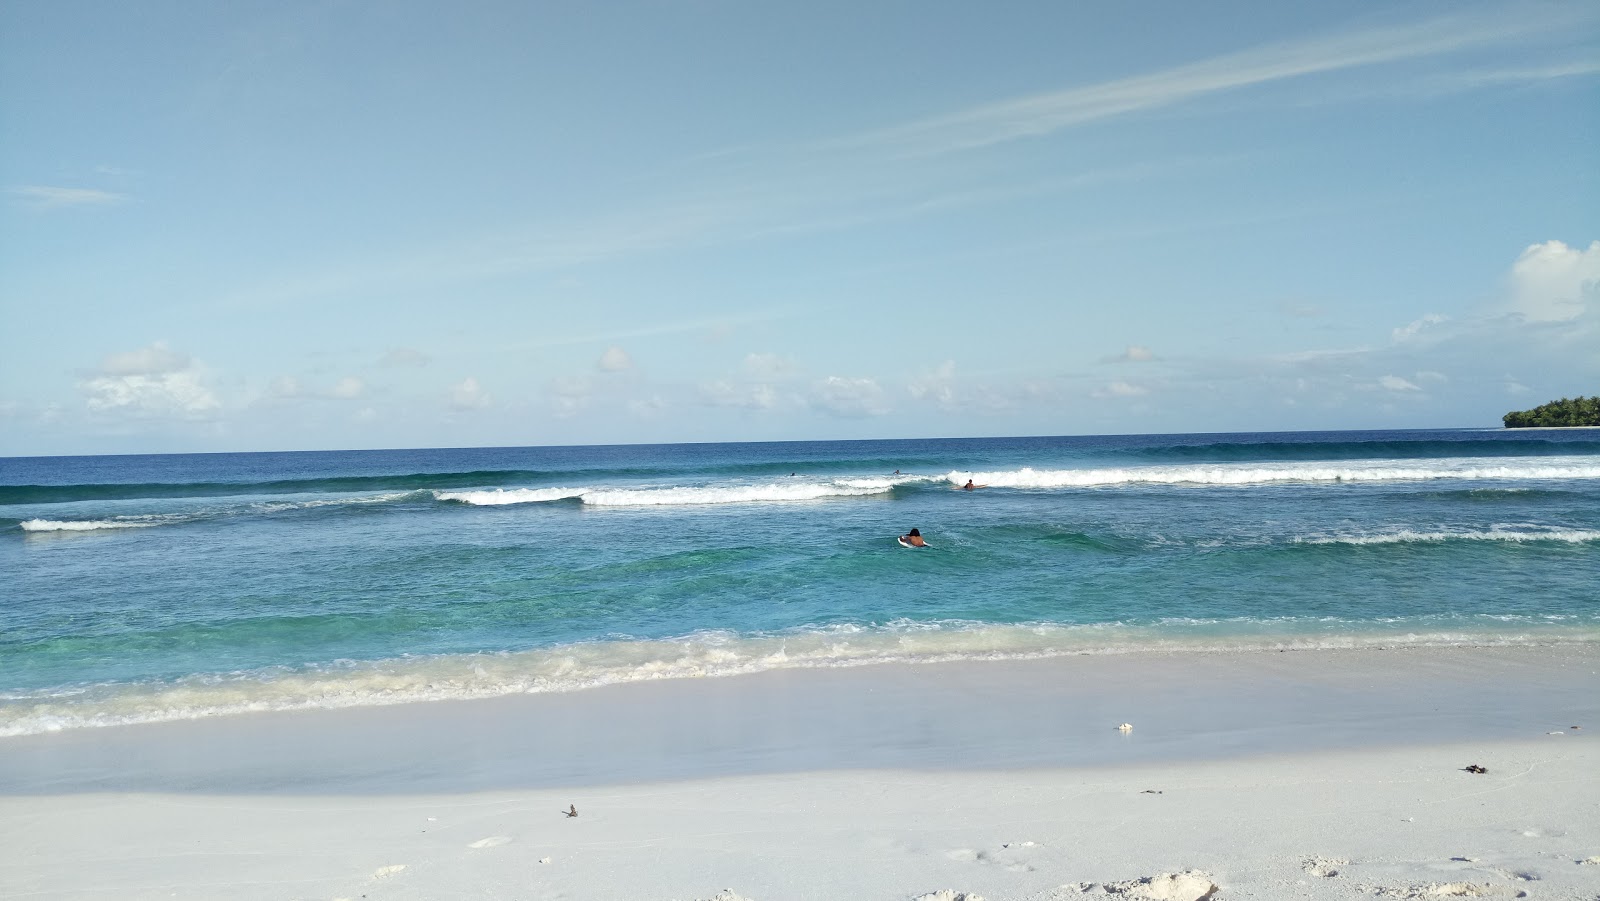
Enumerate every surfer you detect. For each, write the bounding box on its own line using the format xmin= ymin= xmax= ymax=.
xmin=962 ymin=480 xmax=977 ymax=490
xmin=899 ymin=528 xmax=927 ymax=547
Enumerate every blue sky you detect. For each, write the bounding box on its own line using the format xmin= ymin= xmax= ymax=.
xmin=2 ymin=0 xmax=1597 ymax=455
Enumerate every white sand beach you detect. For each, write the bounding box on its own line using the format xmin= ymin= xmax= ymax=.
xmin=3 ymin=645 xmax=1597 ymax=900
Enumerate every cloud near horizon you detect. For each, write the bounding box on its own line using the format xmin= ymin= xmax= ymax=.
xmin=1507 ymin=239 xmax=1600 ymax=322
xmin=79 ymin=342 xmax=219 ymax=419
xmin=811 ymin=376 xmax=890 ymax=417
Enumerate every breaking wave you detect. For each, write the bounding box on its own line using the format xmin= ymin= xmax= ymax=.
xmin=435 ymin=475 xmax=938 ymax=507
xmin=15 ymin=492 xmax=422 ymax=534
xmin=947 ymin=457 xmax=1600 ymax=489
xmin=1295 ymin=526 xmax=1600 ymax=546
xmin=20 ymin=518 xmax=165 ymax=532
xmin=5 ymin=617 xmax=1596 ymax=736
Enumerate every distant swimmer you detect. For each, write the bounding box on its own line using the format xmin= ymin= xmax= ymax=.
xmin=893 ymin=469 xmax=901 ymax=475
xmin=960 ymin=480 xmax=988 ymax=491
xmin=898 ymin=528 xmax=928 ymax=548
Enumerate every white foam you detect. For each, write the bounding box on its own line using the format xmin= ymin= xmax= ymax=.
xmin=21 ymin=518 xmax=161 ymax=532
xmin=434 ymin=487 xmax=588 ymax=505
xmin=1296 ymin=527 xmax=1600 ymax=545
xmin=436 ymin=480 xmax=902 ymax=507
xmin=254 ymin=491 xmax=421 ymax=513
xmin=946 ymin=456 xmax=1600 ymax=489
xmin=3 ymin=619 xmax=1595 ymax=737
xmin=20 ymin=492 xmax=423 ymax=532
xmin=581 ymin=482 xmax=893 ymax=506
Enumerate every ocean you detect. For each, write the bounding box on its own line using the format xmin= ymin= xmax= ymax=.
xmin=3 ymin=429 xmax=1597 ymax=738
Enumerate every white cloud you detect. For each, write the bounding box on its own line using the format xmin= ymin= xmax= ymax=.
xmin=82 ymin=371 xmax=220 ymax=418
xmin=811 ymin=376 xmax=889 ymax=417
xmin=9 ymin=185 xmax=127 ymax=209
xmin=1379 ymin=375 xmax=1422 ymax=392
xmin=331 ymin=377 xmax=364 ymax=399
xmin=1507 ymin=239 xmax=1600 ymax=322
xmin=379 ymin=347 xmax=431 ymax=367
xmin=450 ymin=377 xmax=491 ymax=411
xmin=101 ymin=341 xmax=190 ymax=376
xmin=1102 ymin=345 xmax=1155 ymax=363
xmin=1416 ymin=370 xmax=1448 ymax=384
xmin=1094 ymin=381 xmax=1149 ymax=398
xmin=598 ymin=346 xmax=634 ymax=372
xmin=700 ymin=380 xmax=779 ymax=410
xmin=1392 ymin=314 xmax=1448 ymax=342
xmin=79 ymin=342 xmax=218 ymax=418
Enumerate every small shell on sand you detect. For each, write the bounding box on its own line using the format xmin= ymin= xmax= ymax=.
xmin=1117 ymin=723 xmax=1134 ymax=732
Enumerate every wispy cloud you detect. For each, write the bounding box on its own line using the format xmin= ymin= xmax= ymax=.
xmin=9 ymin=185 xmax=128 ymax=209
xmin=212 ymin=7 xmax=1590 ymax=316
xmin=1424 ymin=58 xmax=1600 ymax=92
xmin=830 ymin=8 xmax=1592 ymax=155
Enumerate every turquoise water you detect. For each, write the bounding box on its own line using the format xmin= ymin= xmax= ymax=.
xmin=2 ymin=429 xmax=1597 ymax=735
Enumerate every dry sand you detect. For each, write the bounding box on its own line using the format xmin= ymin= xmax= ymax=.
xmin=2 ymin=646 xmax=1597 ymax=900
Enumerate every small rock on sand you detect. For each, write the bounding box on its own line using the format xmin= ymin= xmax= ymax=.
xmin=371 ymin=864 xmax=407 ymax=879
xmin=697 ymin=891 xmax=754 ymax=901
xmin=913 ymin=892 xmax=985 ymax=901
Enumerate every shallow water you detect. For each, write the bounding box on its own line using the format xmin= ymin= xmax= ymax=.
xmin=3 ymin=429 xmax=1597 ymax=735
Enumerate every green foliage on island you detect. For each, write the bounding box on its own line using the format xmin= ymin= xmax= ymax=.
xmin=1503 ymin=396 xmax=1600 ymax=428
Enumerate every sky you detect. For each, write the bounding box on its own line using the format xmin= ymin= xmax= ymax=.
xmin=2 ymin=0 xmax=1597 ymax=456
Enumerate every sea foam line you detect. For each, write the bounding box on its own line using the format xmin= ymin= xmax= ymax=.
xmin=947 ymin=457 xmax=1600 ymax=488
xmin=1295 ymin=526 xmax=1600 ymax=546
xmin=435 ymin=476 xmax=937 ymax=507
xmin=16 ymin=492 xmax=425 ymax=533
xmin=20 ymin=518 xmax=163 ymax=532
xmin=4 ymin=619 xmax=1596 ymax=736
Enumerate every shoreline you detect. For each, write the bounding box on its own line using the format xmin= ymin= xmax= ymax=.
xmin=5 ymin=628 xmax=1598 ymax=741
xmin=3 ymin=643 xmax=1594 ymax=795
xmin=3 ymin=644 xmax=1595 ymax=899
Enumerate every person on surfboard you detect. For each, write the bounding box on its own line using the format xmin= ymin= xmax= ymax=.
xmin=899 ymin=528 xmax=927 ymax=547
xmin=961 ymin=479 xmax=987 ymax=490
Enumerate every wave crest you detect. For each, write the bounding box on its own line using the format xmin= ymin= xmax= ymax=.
xmin=20 ymin=518 xmax=160 ymax=532
xmin=436 ymin=478 xmax=929 ymax=507
xmin=947 ymin=457 xmax=1600 ymax=488
xmin=1295 ymin=526 xmax=1600 ymax=546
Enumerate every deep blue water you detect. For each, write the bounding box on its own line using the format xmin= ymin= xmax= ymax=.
xmin=2 ymin=429 xmax=1597 ymax=735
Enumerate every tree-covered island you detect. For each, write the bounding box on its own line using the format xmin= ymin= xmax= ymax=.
xmin=1503 ymin=396 xmax=1600 ymax=428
